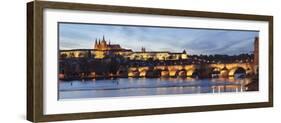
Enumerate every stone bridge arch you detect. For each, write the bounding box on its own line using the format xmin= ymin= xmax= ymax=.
xmin=127 ymin=63 xmax=254 ymax=78
xmin=117 ymin=67 xmax=128 ymax=77
xmin=228 ymin=67 xmax=253 ymax=77
xmin=160 ymin=68 xmax=170 ymax=77
xmin=224 ymin=63 xmax=253 ymax=77
xmin=138 ymin=67 xmax=150 ymax=77
xmin=186 ymin=68 xmax=199 ymax=77
xmin=175 ymin=69 xmax=187 ymax=77
xmin=209 ymin=63 xmax=253 ymax=78
xmin=228 ymin=67 xmax=246 ymax=77
xmin=128 ymin=67 xmax=140 ymax=77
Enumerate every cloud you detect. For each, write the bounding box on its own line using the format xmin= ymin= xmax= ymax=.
xmin=59 ymin=23 xmax=259 ymax=55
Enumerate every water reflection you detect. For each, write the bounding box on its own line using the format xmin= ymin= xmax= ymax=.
xmin=59 ymin=77 xmax=254 ymax=99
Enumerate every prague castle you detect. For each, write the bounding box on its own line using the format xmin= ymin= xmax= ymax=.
xmin=93 ymin=36 xmax=133 ymax=59
xmin=60 ymin=36 xmax=188 ymax=60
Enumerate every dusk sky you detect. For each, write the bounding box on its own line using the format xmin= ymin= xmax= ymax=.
xmin=59 ymin=23 xmax=259 ymax=55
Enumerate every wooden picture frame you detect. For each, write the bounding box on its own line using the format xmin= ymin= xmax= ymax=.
xmin=27 ymin=1 xmax=273 ymax=122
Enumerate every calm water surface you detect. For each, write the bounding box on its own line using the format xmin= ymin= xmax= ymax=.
xmin=58 ymin=77 xmax=253 ymax=99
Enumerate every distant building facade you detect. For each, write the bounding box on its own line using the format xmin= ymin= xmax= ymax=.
xmin=60 ymin=36 xmax=188 ymax=60
xmin=129 ymin=50 xmax=188 ymax=60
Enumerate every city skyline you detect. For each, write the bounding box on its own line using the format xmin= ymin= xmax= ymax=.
xmin=59 ymin=23 xmax=259 ymax=55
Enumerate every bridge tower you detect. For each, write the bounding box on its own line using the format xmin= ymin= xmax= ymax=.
xmin=253 ymin=37 xmax=259 ymax=74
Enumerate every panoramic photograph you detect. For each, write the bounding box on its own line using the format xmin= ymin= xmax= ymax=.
xmin=58 ymin=22 xmax=259 ymax=100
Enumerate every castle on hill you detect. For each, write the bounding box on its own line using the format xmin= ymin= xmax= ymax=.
xmin=60 ymin=36 xmax=188 ymax=60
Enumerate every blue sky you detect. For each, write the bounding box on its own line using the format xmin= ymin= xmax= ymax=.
xmin=59 ymin=23 xmax=259 ymax=55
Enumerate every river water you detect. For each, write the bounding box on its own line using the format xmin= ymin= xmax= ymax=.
xmin=58 ymin=77 xmax=253 ymax=99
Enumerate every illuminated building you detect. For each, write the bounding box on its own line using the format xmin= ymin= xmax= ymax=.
xmin=93 ymin=36 xmax=132 ymax=59
xmin=128 ymin=49 xmax=188 ymax=60
xmin=59 ymin=36 xmax=188 ymax=60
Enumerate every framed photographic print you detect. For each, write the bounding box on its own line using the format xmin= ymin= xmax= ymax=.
xmin=27 ymin=1 xmax=273 ymax=122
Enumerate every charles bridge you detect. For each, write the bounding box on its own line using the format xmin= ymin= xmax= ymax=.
xmin=126 ymin=63 xmax=256 ymax=78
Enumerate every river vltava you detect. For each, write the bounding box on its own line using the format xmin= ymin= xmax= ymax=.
xmin=58 ymin=77 xmax=253 ymax=99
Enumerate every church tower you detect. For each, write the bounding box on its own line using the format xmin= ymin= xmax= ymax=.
xmin=254 ymin=37 xmax=259 ymax=66
xmin=94 ymin=36 xmax=110 ymax=50
xmin=94 ymin=38 xmax=98 ymax=49
xmin=253 ymin=37 xmax=259 ymax=75
xmin=100 ymin=35 xmax=107 ymax=49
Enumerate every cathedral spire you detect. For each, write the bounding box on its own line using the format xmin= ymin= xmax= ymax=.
xmin=102 ymin=35 xmax=105 ymax=41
